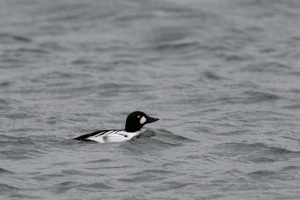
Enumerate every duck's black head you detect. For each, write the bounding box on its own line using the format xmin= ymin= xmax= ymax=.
xmin=125 ymin=111 xmax=159 ymax=132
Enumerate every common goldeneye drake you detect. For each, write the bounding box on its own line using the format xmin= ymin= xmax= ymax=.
xmin=73 ymin=111 xmax=159 ymax=143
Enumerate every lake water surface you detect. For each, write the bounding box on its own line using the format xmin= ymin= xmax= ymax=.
xmin=1 ymin=0 xmax=300 ymax=199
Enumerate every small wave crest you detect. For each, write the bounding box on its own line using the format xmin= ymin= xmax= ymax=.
xmin=214 ymin=142 xmax=300 ymax=163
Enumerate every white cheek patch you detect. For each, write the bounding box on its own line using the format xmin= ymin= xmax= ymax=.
xmin=140 ymin=116 xmax=146 ymax=124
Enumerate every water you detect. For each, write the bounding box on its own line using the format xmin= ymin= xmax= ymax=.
xmin=1 ymin=0 xmax=300 ymax=199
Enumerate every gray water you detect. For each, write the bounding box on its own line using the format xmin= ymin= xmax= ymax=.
xmin=1 ymin=0 xmax=300 ymax=199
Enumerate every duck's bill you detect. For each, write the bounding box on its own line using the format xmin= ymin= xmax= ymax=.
xmin=146 ymin=116 xmax=159 ymax=124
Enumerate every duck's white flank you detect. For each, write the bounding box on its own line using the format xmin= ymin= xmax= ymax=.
xmin=86 ymin=130 xmax=142 ymax=143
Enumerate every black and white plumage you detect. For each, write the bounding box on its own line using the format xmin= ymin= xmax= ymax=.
xmin=73 ymin=111 xmax=159 ymax=143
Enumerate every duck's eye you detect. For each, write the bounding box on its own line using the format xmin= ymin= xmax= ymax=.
xmin=137 ymin=115 xmax=141 ymax=119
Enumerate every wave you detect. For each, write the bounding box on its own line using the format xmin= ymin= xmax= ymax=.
xmin=215 ymin=142 xmax=300 ymax=163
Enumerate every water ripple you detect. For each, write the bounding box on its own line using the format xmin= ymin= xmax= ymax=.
xmin=0 ymin=167 xmax=14 ymax=174
xmin=215 ymin=142 xmax=300 ymax=163
xmin=0 ymin=33 xmax=32 ymax=43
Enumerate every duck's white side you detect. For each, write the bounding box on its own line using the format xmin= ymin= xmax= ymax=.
xmin=84 ymin=130 xmax=142 ymax=143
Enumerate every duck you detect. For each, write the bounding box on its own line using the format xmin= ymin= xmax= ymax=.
xmin=73 ymin=111 xmax=159 ymax=143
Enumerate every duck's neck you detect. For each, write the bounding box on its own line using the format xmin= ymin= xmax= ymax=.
xmin=125 ymin=125 xmax=141 ymax=132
